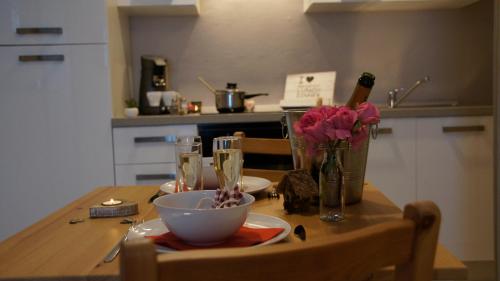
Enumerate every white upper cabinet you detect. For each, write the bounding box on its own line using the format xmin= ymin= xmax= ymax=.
xmin=117 ymin=0 xmax=200 ymax=16
xmin=0 ymin=0 xmax=107 ymax=45
xmin=304 ymin=0 xmax=480 ymax=13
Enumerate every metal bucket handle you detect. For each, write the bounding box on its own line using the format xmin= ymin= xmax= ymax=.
xmin=370 ymin=123 xmax=379 ymax=140
xmin=280 ymin=115 xmax=288 ymax=139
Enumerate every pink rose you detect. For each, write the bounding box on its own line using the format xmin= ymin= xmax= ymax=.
xmin=334 ymin=106 xmax=358 ymax=130
xmin=356 ymin=102 xmax=380 ymax=125
xmin=317 ymin=106 xmax=338 ymax=119
xmin=323 ymin=106 xmax=357 ymax=140
xmin=293 ymin=110 xmax=327 ymax=144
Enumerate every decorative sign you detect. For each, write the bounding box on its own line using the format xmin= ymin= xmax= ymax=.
xmin=280 ymin=71 xmax=336 ymax=108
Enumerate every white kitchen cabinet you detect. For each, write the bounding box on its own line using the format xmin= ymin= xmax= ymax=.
xmin=115 ymin=163 xmax=176 ymax=185
xmin=365 ymin=118 xmax=417 ymax=209
xmin=0 ymin=0 xmax=123 ymax=242
xmin=0 ymin=44 xmax=114 ymax=240
xmin=113 ymin=125 xmax=197 ymax=164
xmin=304 ymin=0 xmax=479 ymax=13
xmin=416 ymin=116 xmax=494 ymax=261
xmin=113 ymin=125 xmax=198 ymax=185
xmin=0 ymin=0 xmax=107 ymax=45
xmin=366 ymin=115 xmax=493 ymax=261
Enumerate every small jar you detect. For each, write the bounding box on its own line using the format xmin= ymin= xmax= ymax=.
xmin=180 ymin=98 xmax=188 ymax=115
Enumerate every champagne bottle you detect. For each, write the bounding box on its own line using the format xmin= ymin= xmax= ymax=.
xmin=346 ymin=72 xmax=375 ymax=108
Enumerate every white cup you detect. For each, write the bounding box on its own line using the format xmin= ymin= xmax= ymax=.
xmin=146 ymin=91 xmax=162 ymax=106
xmin=162 ymin=91 xmax=180 ymax=106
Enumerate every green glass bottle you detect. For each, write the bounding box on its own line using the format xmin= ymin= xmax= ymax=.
xmin=346 ymin=72 xmax=376 ymax=108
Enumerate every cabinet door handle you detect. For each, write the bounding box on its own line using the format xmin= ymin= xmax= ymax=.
xmin=442 ymin=125 xmax=485 ymax=133
xmin=136 ymin=174 xmax=175 ymax=181
xmin=19 ymin=55 xmax=64 ymax=62
xmin=134 ymin=135 xmax=176 ymax=144
xmin=376 ymin=127 xmax=393 ymax=134
xmin=16 ymin=27 xmax=63 ymax=35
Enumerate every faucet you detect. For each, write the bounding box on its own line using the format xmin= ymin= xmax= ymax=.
xmin=387 ymin=76 xmax=430 ymax=108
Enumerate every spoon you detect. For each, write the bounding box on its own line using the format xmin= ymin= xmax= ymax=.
xmin=294 ymin=225 xmax=306 ymax=241
xmin=197 ymin=76 xmax=217 ymax=95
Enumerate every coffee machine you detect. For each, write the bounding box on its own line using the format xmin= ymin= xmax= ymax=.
xmin=139 ymin=56 xmax=169 ymax=115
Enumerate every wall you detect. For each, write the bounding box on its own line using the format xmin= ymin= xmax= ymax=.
xmin=129 ymin=0 xmax=493 ymax=112
xmin=493 ymin=0 xmax=499 ymax=277
xmin=108 ymin=0 xmax=133 ymax=117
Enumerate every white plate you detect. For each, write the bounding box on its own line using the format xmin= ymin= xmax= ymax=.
xmin=128 ymin=213 xmax=291 ymax=253
xmin=242 ymin=176 xmax=272 ymax=194
xmin=160 ymin=176 xmax=271 ymax=195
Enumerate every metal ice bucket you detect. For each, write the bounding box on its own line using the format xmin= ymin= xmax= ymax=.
xmin=283 ymin=110 xmax=371 ymax=204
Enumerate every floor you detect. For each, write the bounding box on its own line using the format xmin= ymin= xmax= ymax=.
xmin=461 ymin=261 xmax=496 ymax=281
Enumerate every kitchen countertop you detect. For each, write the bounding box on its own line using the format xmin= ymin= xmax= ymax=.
xmin=112 ymin=105 xmax=493 ymax=127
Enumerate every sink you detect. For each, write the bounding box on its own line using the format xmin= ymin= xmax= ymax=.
xmin=379 ymin=101 xmax=459 ymax=109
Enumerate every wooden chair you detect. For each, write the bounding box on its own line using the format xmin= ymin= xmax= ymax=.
xmin=233 ymin=131 xmax=292 ymax=182
xmin=120 ymin=201 xmax=441 ymax=281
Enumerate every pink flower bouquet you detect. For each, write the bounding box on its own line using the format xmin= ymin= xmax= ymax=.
xmin=293 ymin=102 xmax=380 ymax=154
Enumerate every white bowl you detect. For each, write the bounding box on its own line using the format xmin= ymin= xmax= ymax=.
xmin=153 ymin=190 xmax=255 ymax=245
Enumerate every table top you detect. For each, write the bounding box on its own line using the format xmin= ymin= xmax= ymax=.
xmin=0 ymin=184 xmax=467 ymax=281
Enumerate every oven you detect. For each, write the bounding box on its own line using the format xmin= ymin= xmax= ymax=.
xmin=197 ymin=121 xmax=293 ymax=171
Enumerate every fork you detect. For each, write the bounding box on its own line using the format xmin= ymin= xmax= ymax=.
xmin=103 ymin=221 xmax=139 ymax=263
xmin=267 ymin=188 xmax=280 ymax=199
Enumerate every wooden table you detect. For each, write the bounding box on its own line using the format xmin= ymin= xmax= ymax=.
xmin=0 ymin=184 xmax=467 ymax=281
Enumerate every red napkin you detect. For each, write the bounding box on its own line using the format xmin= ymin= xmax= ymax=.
xmin=147 ymin=226 xmax=284 ymax=250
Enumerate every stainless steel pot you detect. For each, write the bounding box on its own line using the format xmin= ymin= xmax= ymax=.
xmin=215 ymin=84 xmax=268 ymax=113
xmin=198 ymin=78 xmax=268 ymax=113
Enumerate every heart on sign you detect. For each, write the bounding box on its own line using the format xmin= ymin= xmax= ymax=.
xmin=306 ymin=76 xmax=314 ymax=83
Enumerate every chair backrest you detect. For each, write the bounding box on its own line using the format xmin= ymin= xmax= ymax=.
xmin=233 ymin=131 xmax=292 ymax=182
xmin=121 ymin=201 xmax=441 ymax=281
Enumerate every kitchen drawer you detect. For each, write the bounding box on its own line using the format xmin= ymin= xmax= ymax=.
xmin=0 ymin=0 xmax=106 ymax=45
xmin=365 ymin=118 xmax=417 ymax=209
xmin=115 ymin=163 xmax=176 ymax=186
xmin=113 ymin=125 xmax=198 ymax=164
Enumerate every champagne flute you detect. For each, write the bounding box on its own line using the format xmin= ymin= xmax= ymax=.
xmin=175 ymin=136 xmax=203 ymax=192
xmin=212 ymin=136 xmax=243 ymax=191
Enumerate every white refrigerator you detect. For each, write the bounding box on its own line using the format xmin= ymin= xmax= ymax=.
xmin=0 ymin=0 xmax=114 ymax=240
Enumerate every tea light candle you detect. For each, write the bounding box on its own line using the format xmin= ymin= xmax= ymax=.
xmin=188 ymin=101 xmax=202 ymax=113
xmin=102 ymin=198 xmax=123 ymax=206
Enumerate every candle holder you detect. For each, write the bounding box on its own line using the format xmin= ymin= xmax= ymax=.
xmin=89 ymin=199 xmax=138 ymax=218
xmin=188 ymin=101 xmax=202 ymax=113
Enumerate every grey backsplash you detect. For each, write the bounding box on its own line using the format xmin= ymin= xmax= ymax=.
xmin=129 ymin=0 xmax=493 ymax=109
